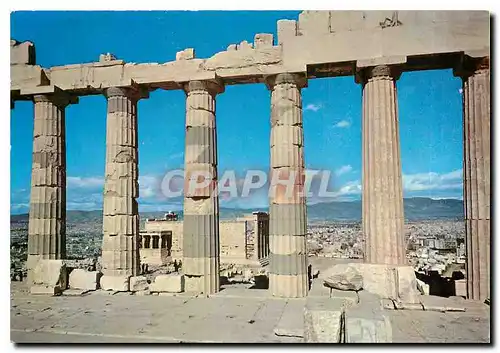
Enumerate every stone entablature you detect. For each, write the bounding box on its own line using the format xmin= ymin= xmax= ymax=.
xmin=11 ymin=11 xmax=489 ymax=98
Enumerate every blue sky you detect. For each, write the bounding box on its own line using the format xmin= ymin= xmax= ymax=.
xmin=10 ymin=11 xmax=464 ymax=213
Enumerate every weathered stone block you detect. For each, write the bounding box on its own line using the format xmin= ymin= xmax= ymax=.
xmin=277 ymin=19 xmax=297 ymax=44
xmin=69 ymin=269 xmax=99 ymax=290
xmin=303 ymin=298 xmax=345 ymax=343
xmin=351 ymin=263 xmax=397 ymax=299
xmin=298 ymin=11 xmax=332 ymax=35
xmin=11 ymin=40 xmax=35 ymax=65
xmin=31 ymin=259 xmax=67 ymax=290
xmin=176 ymin=48 xmax=195 ymax=60
xmin=344 ymin=264 xmax=421 ymax=303
xmin=396 ymin=266 xmax=421 ymax=304
xmin=130 ymin=275 xmax=149 ymax=291
xmin=150 ymin=274 xmax=185 ymax=293
xmin=99 ymin=275 xmax=130 ymax=291
xmin=99 ymin=53 xmax=117 ymax=62
xmin=237 ymin=40 xmax=253 ymax=50
xmin=328 ymin=289 xmax=359 ymax=306
xmin=322 ymin=263 xmax=363 ymax=291
xmin=254 ymin=33 xmax=273 ymax=49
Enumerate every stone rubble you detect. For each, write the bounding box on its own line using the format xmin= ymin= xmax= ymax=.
xmin=321 ymin=263 xmax=363 ymax=291
xmin=129 ymin=276 xmax=149 ymax=292
xmin=99 ymin=275 xmax=130 ymax=291
xmin=150 ymin=274 xmax=185 ymax=293
xmin=29 ymin=260 xmax=67 ymax=295
xmin=68 ymin=269 xmax=99 ymax=291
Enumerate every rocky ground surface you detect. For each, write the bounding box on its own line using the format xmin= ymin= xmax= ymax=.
xmin=11 ymin=274 xmax=490 ymax=344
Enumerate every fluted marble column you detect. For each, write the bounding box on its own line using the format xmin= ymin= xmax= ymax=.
xmin=27 ymin=93 xmax=73 ymax=280
xmin=101 ymin=87 xmax=143 ymax=277
xmin=266 ymin=73 xmax=308 ymax=298
xmin=182 ymin=80 xmax=223 ymax=295
xmin=458 ymin=57 xmax=490 ymax=301
xmin=359 ymin=65 xmax=406 ymax=265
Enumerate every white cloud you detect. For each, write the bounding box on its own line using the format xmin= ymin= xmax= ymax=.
xmin=334 ymin=120 xmax=351 ymax=128
xmin=403 ymin=169 xmax=463 ymax=192
xmin=304 ymin=103 xmax=322 ymax=112
xmin=11 ymin=168 xmax=464 ymax=214
xmin=336 ymin=180 xmax=362 ymax=196
xmin=67 ymin=176 xmax=104 ymax=189
xmin=65 ymin=174 xmax=163 ymax=199
xmin=440 ymin=169 xmax=463 ymax=181
xmin=335 ymin=165 xmax=352 ymax=177
xmin=459 ymin=88 xmax=463 ymax=94
xmin=139 ymin=175 xmax=161 ymax=199
xmin=309 ymin=168 xmax=463 ymax=203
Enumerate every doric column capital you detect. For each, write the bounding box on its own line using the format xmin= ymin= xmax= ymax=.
xmin=454 ymin=55 xmax=490 ymax=80
xmin=33 ymin=92 xmax=77 ymax=108
xmin=355 ymin=65 xmax=402 ymax=84
xmin=104 ymin=85 xmax=149 ymax=101
xmin=183 ymin=79 xmax=225 ymax=96
xmin=265 ymin=72 xmax=307 ymax=90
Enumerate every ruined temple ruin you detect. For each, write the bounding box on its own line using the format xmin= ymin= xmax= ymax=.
xmin=11 ymin=11 xmax=490 ymax=304
xmin=140 ymin=211 xmax=270 ymax=266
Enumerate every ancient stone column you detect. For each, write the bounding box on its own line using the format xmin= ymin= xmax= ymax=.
xmin=359 ymin=65 xmax=406 ymax=265
xmin=266 ymin=73 xmax=308 ymax=298
xmin=182 ymin=80 xmax=224 ymax=295
xmin=101 ymin=87 xmax=143 ymax=277
xmin=27 ymin=93 xmax=73 ymax=281
xmin=458 ymin=56 xmax=490 ymax=301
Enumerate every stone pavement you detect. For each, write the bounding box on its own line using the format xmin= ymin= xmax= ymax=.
xmin=11 ymin=282 xmax=300 ymax=343
xmin=387 ymin=301 xmax=490 ymax=343
xmin=10 ymin=281 xmax=490 ymax=343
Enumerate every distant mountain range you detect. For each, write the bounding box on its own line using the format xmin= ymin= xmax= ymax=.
xmin=11 ymin=197 xmax=464 ymax=223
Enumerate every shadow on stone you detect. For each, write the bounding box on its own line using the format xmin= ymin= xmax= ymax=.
xmin=249 ymin=275 xmax=269 ymax=289
xmin=220 ymin=276 xmax=230 ymax=285
xmin=416 ymin=270 xmax=457 ymax=297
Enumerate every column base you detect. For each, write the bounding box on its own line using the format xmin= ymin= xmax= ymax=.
xmin=184 ymin=274 xmax=219 ymax=295
xmin=26 ymin=254 xmax=43 ymax=286
xmin=269 ymin=273 xmax=308 ymax=298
